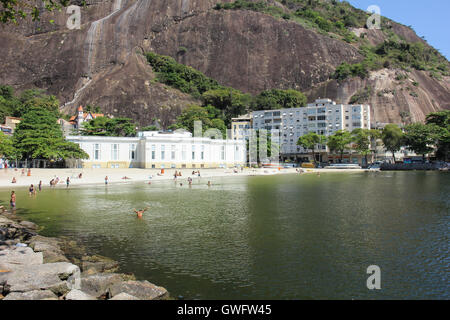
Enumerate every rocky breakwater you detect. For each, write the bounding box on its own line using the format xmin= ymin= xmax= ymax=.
xmin=0 ymin=211 xmax=169 ymax=300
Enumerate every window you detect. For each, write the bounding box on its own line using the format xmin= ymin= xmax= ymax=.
xmin=94 ymin=144 xmax=100 ymax=160
xmin=317 ymin=115 xmax=326 ymax=121
xmin=171 ymin=145 xmax=176 ymax=160
xmin=161 ymin=145 xmax=165 ymax=160
xmin=182 ymin=145 xmax=186 ymax=160
xmin=129 ymin=144 xmax=136 ymax=160
xmin=111 ymin=144 xmax=119 ymax=160
xmin=201 ymin=145 xmax=205 ymax=160
xmin=152 ymin=145 xmax=156 ymax=160
xmin=192 ymin=145 xmax=195 ymax=160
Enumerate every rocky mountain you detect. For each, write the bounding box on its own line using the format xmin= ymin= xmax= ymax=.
xmin=0 ymin=0 xmax=448 ymax=126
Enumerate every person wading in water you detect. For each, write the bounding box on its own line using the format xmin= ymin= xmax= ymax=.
xmin=133 ymin=207 xmax=149 ymax=219
xmin=10 ymin=191 xmax=16 ymax=210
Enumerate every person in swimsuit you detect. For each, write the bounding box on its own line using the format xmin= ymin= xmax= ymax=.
xmin=10 ymin=191 xmax=16 ymax=209
xmin=29 ymin=184 xmax=35 ymax=196
xmin=66 ymin=177 xmax=70 ymax=188
xmin=39 ymin=181 xmax=42 ymax=191
xmin=133 ymin=207 xmax=149 ymax=219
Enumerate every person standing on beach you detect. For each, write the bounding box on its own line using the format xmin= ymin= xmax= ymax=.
xmin=10 ymin=191 xmax=16 ymax=210
xmin=66 ymin=177 xmax=70 ymax=188
xmin=105 ymin=176 xmax=108 ymax=185
xmin=39 ymin=181 xmax=42 ymax=191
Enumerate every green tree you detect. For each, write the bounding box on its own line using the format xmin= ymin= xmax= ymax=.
xmin=0 ymin=131 xmax=17 ymax=159
xmin=15 ymin=89 xmax=60 ymax=118
xmin=172 ymin=105 xmax=227 ymax=137
xmin=352 ymin=128 xmax=380 ymax=166
xmin=0 ymin=85 xmax=20 ymax=123
xmin=81 ymin=117 xmax=137 ymax=137
xmin=426 ymin=110 xmax=450 ymax=160
xmin=253 ymin=89 xmax=307 ymax=110
xmin=327 ymin=130 xmax=353 ymax=162
xmin=202 ymin=88 xmax=250 ymax=124
xmin=297 ymin=132 xmax=327 ymax=164
xmin=141 ymin=125 xmax=159 ymax=131
xmin=13 ymin=107 xmax=88 ymax=161
xmin=403 ymin=123 xmax=441 ymax=161
xmin=381 ymin=124 xmax=404 ymax=162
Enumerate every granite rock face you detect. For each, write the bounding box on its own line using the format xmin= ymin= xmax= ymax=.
xmin=0 ymin=0 xmax=447 ymax=125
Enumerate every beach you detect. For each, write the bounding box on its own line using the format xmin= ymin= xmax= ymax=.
xmin=0 ymin=167 xmax=367 ymax=189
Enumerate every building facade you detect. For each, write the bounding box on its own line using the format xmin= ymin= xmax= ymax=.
xmin=252 ymin=99 xmax=371 ymax=163
xmin=67 ymin=131 xmax=246 ymax=169
xmin=231 ymin=114 xmax=252 ymax=141
xmin=69 ymin=106 xmax=104 ymax=131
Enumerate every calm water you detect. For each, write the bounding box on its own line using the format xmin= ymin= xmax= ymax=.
xmin=0 ymin=172 xmax=448 ymax=299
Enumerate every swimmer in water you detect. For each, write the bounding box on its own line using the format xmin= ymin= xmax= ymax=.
xmin=133 ymin=207 xmax=149 ymax=218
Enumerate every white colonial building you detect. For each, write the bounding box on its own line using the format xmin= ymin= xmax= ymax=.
xmin=67 ymin=131 xmax=246 ymax=169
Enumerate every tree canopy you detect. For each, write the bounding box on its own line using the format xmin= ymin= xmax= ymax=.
xmin=80 ymin=117 xmax=137 ymax=137
xmin=297 ymin=132 xmax=327 ymax=164
xmin=403 ymin=123 xmax=442 ymax=160
xmin=253 ymin=89 xmax=307 ymax=111
xmin=13 ymin=106 xmax=88 ymax=160
xmin=425 ymin=110 xmax=450 ymax=160
xmin=327 ymin=130 xmax=353 ymax=162
xmin=0 ymin=132 xmax=16 ymax=159
xmin=381 ymin=124 xmax=404 ymax=162
xmin=170 ymin=105 xmax=227 ymax=138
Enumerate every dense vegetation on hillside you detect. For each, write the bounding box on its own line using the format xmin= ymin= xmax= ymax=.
xmin=214 ymin=1 xmax=449 ymax=81
xmin=333 ymin=39 xmax=449 ymax=81
xmin=146 ymin=52 xmax=308 ymax=129
xmin=214 ymin=0 xmax=369 ymax=42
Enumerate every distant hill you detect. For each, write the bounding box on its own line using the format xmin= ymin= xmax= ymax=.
xmin=0 ymin=0 xmax=448 ymax=126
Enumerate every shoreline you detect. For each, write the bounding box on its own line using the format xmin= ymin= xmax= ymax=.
xmin=0 ymin=208 xmax=170 ymax=300
xmin=0 ymin=167 xmax=367 ymax=190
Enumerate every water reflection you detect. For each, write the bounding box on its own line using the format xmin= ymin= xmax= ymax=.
xmin=0 ymin=172 xmax=448 ymax=299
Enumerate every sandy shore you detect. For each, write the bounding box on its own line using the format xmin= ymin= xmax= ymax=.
xmin=0 ymin=167 xmax=366 ymax=189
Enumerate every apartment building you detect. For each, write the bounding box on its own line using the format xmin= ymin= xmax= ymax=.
xmin=252 ymin=99 xmax=371 ymax=163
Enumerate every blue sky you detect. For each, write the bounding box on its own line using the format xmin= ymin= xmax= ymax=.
xmin=347 ymin=0 xmax=449 ymax=59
